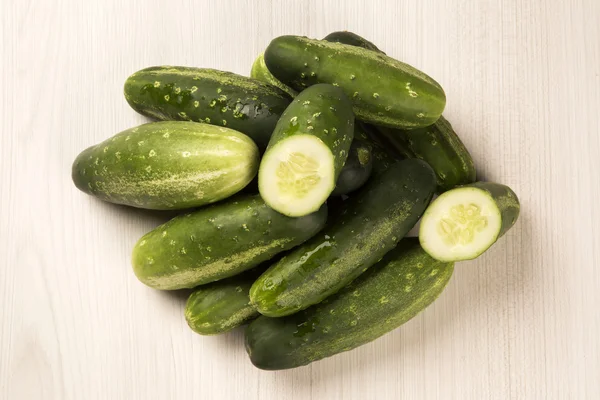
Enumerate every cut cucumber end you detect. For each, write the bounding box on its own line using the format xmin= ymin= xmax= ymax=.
xmin=419 ymin=187 xmax=502 ymax=261
xmin=259 ymin=134 xmax=335 ymax=217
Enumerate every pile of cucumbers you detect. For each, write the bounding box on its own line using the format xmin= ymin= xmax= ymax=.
xmin=72 ymin=32 xmax=520 ymax=370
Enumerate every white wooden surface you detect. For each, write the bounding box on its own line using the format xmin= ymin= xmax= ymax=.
xmin=2 ymin=0 xmax=600 ymax=399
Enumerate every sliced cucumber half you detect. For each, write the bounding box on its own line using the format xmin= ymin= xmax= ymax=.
xmin=259 ymin=135 xmax=335 ymax=217
xmin=419 ymin=182 xmax=519 ymax=261
xmin=258 ymin=84 xmax=354 ymax=217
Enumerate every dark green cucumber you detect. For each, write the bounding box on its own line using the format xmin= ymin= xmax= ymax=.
xmin=264 ymin=36 xmax=446 ymax=129
xmin=419 ymin=182 xmax=520 ymax=261
xmin=245 ymin=238 xmax=454 ymax=370
xmin=124 ymin=66 xmax=291 ymax=149
xmin=72 ymin=121 xmax=259 ymax=210
xmin=185 ymin=270 xmax=261 ymax=335
xmin=132 ymin=195 xmax=328 ymax=290
xmin=250 ymin=159 xmax=437 ymax=317
xmin=377 ymin=116 xmax=476 ymax=191
xmin=323 ymin=31 xmax=385 ymax=53
xmin=258 ymin=84 xmax=354 ymax=217
xmin=250 ymin=53 xmax=297 ymax=98
xmin=331 ymin=139 xmax=373 ymax=196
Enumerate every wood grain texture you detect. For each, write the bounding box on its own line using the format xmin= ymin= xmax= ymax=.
xmin=1 ymin=0 xmax=599 ymax=399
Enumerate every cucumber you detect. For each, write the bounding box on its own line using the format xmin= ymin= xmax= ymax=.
xmin=323 ymin=31 xmax=385 ymax=53
xmin=322 ymin=32 xmax=476 ymax=192
xmin=245 ymin=238 xmax=454 ymax=370
xmin=250 ymin=159 xmax=437 ymax=317
xmin=185 ymin=270 xmax=261 ymax=335
xmin=331 ymin=139 xmax=373 ymax=196
xmin=250 ymin=53 xmax=297 ymax=98
xmin=419 ymin=182 xmax=520 ymax=261
xmin=243 ymin=136 xmax=375 ymax=197
xmin=377 ymin=116 xmax=476 ymax=192
xmin=72 ymin=121 xmax=259 ymax=210
xmin=132 ymin=195 xmax=328 ymax=290
xmin=124 ymin=66 xmax=291 ymax=149
xmin=264 ymin=35 xmax=446 ymax=129
xmin=258 ymin=84 xmax=354 ymax=217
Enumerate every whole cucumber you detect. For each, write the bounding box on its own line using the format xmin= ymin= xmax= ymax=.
xmin=245 ymin=238 xmax=454 ymax=370
xmin=124 ymin=66 xmax=291 ymax=149
xmin=72 ymin=121 xmax=259 ymax=210
xmin=250 ymin=159 xmax=437 ymax=317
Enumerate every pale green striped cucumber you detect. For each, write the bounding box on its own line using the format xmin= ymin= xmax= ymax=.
xmin=72 ymin=121 xmax=259 ymax=210
xmin=251 ymin=159 xmax=437 ymax=317
xmin=251 ymin=53 xmax=297 ymax=98
xmin=264 ymin=35 xmax=446 ymax=129
xmin=419 ymin=182 xmax=520 ymax=261
xmin=185 ymin=269 xmax=262 ymax=335
xmin=245 ymin=238 xmax=454 ymax=370
xmin=124 ymin=66 xmax=291 ymax=149
xmin=132 ymin=195 xmax=328 ymax=290
xmin=258 ymin=84 xmax=354 ymax=217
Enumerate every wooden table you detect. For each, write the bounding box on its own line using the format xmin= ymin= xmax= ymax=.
xmin=2 ymin=1 xmax=599 ymax=399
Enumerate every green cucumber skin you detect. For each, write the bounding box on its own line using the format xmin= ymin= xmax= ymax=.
xmin=264 ymin=36 xmax=446 ymax=129
xmin=72 ymin=121 xmax=259 ymax=210
xmin=245 ymin=238 xmax=454 ymax=370
xmin=464 ymin=182 xmax=520 ymax=238
xmin=354 ymin=122 xmax=395 ymax=175
xmin=323 ymin=31 xmax=385 ymax=54
xmin=378 ymin=116 xmax=477 ymax=192
xmin=250 ymin=159 xmax=437 ymax=317
xmin=321 ymin=32 xmax=474 ymax=191
xmin=124 ymin=66 xmax=291 ymax=149
xmin=185 ymin=271 xmax=261 ymax=335
xmin=263 ymin=83 xmax=355 ymax=180
xmin=250 ymin=53 xmax=298 ymax=98
xmin=331 ymin=139 xmax=373 ymax=196
xmin=132 ymin=195 xmax=328 ymax=290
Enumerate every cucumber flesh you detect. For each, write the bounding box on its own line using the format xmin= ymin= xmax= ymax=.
xmin=259 ymin=135 xmax=335 ymax=216
xmin=419 ymin=183 xmax=519 ymax=261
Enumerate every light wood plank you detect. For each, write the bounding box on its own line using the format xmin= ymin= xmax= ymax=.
xmin=1 ymin=0 xmax=599 ymax=399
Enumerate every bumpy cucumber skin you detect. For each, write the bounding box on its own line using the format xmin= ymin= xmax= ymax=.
xmin=323 ymin=31 xmax=475 ymax=191
xmin=124 ymin=66 xmax=291 ymax=149
xmin=378 ymin=116 xmax=477 ymax=192
xmin=263 ymin=83 xmax=354 ymax=174
xmin=264 ymin=36 xmax=446 ymax=129
xmin=250 ymin=159 xmax=437 ymax=317
xmin=251 ymin=53 xmax=298 ymax=98
xmin=132 ymin=195 xmax=328 ymax=290
xmin=331 ymin=139 xmax=373 ymax=196
xmin=72 ymin=121 xmax=259 ymax=210
xmin=465 ymin=182 xmax=520 ymax=238
xmin=185 ymin=271 xmax=261 ymax=335
xmin=245 ymin=238 xmax=454 ymax=370
xmin=323 ymin=31 xmax=385 ymax=53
